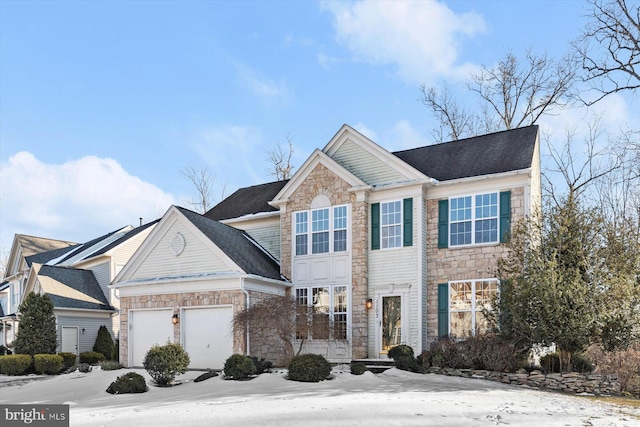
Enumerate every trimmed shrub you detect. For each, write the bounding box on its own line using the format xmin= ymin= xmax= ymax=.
xmin=224 ymin=354 xmax=256 ymax=380
xmin=143 ymin=342 xmax=190 ymax=386
xmin=106 ymin=372 xmax=148 ymax=394
xmin=194 ymin=371 xmax=219 ymax=383
xmin=99 ymin=360 xmax=123 ymax=371
xmin=77 ymin=363 xmax=92 ymax=373
xmin=249 ymin=356 xmax=273 ymax=375
xmin=350 ymin=362 xmax=367 ymax=375
xmin=394 ymin=355 xmax=420 ymax=372
xmin=34 ymin=354 xmax=63 ymax=374
xmin=93 ymin=325 xmax=115 ymax=360
xmin=288 ymin=354 xmax=332 ymax=382
xmin=388 ymin=344 xmax=414 ymax=360
xmin=0 ymin=354 xmax=32 ymax=375
xmin=80 ymin=351 xmax=105 ymax=365
xmin=0 ymin=345 xmax=6 ymax=355
xmin=58 ymin=352 xmax=77 ymax=371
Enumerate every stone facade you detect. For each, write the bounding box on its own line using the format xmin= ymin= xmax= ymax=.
xmin=425 ymin=187 xmax=526 ymax=342
xmin=119 ymin=289 xmax=246 ymax=366
xmin=279 ymin=163 xmax=369 ymax=359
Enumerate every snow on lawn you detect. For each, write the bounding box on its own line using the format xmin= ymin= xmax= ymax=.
xmin=1 ymin=366 xmax=638 ymax=426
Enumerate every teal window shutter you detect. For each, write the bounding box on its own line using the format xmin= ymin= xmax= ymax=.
xmin=371 ymin=202 xmax=380 ymax=250
xmin=403 ymin=198 xmax=413 ymax=247
xmin=437 ymin=283 xmax=449 ymax=337
xmin=500 ymin=191 xmax=511 ymax=243
xmin=437 ymin=199 xmax=448 ymax=248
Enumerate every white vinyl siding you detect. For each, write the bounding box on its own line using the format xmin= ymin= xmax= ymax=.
xmin=89 ymin=262 xmax=110 ymax=300
xmin=331 ymin=139 xmax=406 ymax=186
xmin=130 ymin=222 xmax=229 ymax=281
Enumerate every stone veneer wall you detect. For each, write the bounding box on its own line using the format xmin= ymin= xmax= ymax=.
xmin=427 ymin=367 xmax=621 ymax=395
xmin=279 ymin=163 xmax=369 ymax=359
xmin=425 ymin=187 xmax=526 ymax=342
xmin=243 ymin=290 xmax=292 ymax=367
xmin=119 ymin=289 xmax=246 ymax=366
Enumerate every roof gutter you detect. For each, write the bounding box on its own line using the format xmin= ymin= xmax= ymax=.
xmin=432 ymin=168 xmax=532 ymax=187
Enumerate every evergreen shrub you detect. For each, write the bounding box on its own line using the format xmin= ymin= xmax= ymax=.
xmin=249 ymin=356 xmax=273 ymax=374
xmin=143 ymin=342 xmax=190 ymax=385
xmin=350 ymin=362 xmax=367 ymax=375
xmin=224 ymin=354 xmax=256 ymax=380
xmin=33 ymin=354 xmax=63 ymax=374
xmin=93 ymin=325 xmax=115 ymax=360
xmin=0 ymin=354 xmax=32 ymax=375
xmin=58 ymin=352 xmax=77 ymax=371
xmin=106 ymin=372 xmax=148 ymax=394
xmin=287 ymin=354 xmax=332 ymax=382
xmin=80 ymin=351 xmax=105 ymax=365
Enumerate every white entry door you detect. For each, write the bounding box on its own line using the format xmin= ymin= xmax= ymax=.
xmin=130 ymin=309 xmax=173 ymax=367
xmin=182 ymin=306 xmax=233 ymax=369
xmin=61 ymin=327 xmax=79 ymax=355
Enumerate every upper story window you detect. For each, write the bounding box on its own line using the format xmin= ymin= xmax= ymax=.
xmin=438 ymin=191 xmax=510 ymax=248
xmin=371 ymin=198 xmax=413 ymax=250
xmin=294 ymin=203 xmax=349 ymax=256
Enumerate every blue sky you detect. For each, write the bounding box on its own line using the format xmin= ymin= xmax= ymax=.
xmin=1 ymin=0 xmax=637 ymax=253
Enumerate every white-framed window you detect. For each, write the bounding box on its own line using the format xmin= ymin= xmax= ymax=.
xmin=449 ymin=279 xmax=498 ymax=337
xmin=450 ymin=192 xmax=498 ymax=246
xmin=381 ymin=201 xmax=402 ymax=249
xmin=295 ymin=285 xmax=348 ymax=340
xmin=294 ymin=205 xmax=349 ymax=256
xmin=11 ymin=283 xmax=20 ymax=308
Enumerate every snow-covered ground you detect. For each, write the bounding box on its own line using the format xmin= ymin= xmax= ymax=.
xmin=1 ymin=366 xmax=638 ymax=426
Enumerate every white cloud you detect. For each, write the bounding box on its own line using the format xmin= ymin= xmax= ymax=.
xmin=324 ymin=0 xmax=486 ymax=84
xmin=0 ymin=152 xmax=175 ymax=250
xmin=352 ymin=122 xmax=377 ymax=141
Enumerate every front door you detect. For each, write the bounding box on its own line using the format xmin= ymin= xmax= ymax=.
xmin=61 ymin=327 xmax=79 ymax=355
xmin=379 ymin=295 xmax=402 ymax=355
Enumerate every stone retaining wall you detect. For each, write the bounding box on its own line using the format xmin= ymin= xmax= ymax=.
xmin=427 ymin=366 xmax=620 ymax=395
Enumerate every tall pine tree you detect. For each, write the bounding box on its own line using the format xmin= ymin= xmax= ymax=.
xmin=14 ymin=293 xmax=57 ymax=356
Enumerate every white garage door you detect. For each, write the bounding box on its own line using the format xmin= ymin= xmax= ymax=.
xmin=183 ymin=306 xmax=233 ymax=369
xmin=130 ymin=309 xmax=174 ymax=367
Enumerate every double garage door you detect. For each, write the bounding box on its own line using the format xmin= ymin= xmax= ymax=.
xmin=130 ymin=306 xmax=233 ymax=369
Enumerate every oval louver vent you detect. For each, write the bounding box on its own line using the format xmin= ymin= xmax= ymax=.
xmin=170 ymin=232 xmax=186 ymax=256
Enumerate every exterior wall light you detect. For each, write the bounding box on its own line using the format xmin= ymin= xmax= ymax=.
xmin=366 ymin=299 xmax=373 ymax=309
xmin=172 ymin=314 xmax=179 ymax=325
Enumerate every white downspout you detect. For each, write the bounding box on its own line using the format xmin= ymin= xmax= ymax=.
xmin=240 ymin=278 xmax=250 ymax=356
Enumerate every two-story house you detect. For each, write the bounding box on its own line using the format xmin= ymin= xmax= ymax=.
xmin=111 ymin=124 xmax=540 ymax=369
xmin=1 ymin=221 xmax=157 ymax=355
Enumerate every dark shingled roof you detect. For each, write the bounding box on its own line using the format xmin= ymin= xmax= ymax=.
xmin=178 ymin=207 xmax=284 ymax=282
xmin=25 ymin=244 xmax=82 ymax=267
xmin=392 ymin=125 xmax=538 ymax=181
xmin=91 ymin=220 xmax=160 ymax=257
xmin=205 ymin=180 xmax=289 ymax=221
xmin=38 ymin=265 xmax=113 ymax=311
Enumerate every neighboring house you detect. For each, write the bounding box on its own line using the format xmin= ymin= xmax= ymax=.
xmin=0 ymin=222 xmax=157 ymax=355
xmin=113 ymin=123 xmax=540 ymax=368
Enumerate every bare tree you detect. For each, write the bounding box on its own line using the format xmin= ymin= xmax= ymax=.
xmin=232 ymin=294 xmax=337 ymax=365
xmin=267 ymin=135 xmax=295 ymax=180
xmin=422 ymin=49 xmax=577 ymax=141
xmin=575 ymin=0 xmax=640 ymax=105
xmin=181 ymin=166 xmax=226 ymax=214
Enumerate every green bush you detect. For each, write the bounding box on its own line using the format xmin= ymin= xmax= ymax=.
xmin=58 ymin=352 xmax=77 ymax=371
xmin=224 ymin=354 xmax=256 ymax=380
xmin=0 ymin=354 xmax=32 ymax=375
xmin=80 ymin=351 xmax=105 ymax=365
xmin=99 ymin=360 xmax=123 ymax=371
xmin=93 ymin=325 xmax=115 ymax=360
xmin=394 ymin=355 xmax=420 ymax=372
xmin=540 ymin=352 xmax=594 ymax=373
xmin=77 ymin=363 xmax=92 ymax=373
xmin=249 ymin=356 xmax=273 ymax=375
xmin=287 ymin=354 xmax=332 ymax=382
xmin=388 ymin=344 xmax=414 ymax=360
xmin=13 ymin=293 xmax=57 ymax=357
xmin=34 ymin=354 xmax=63 ymax=374
xmin=106 ymin=372 xmax=148 ymax=394
xmin=143 ymin=342 xmax=190 ymax=386
xmin=0 ymin=345 xmax=6 ymax=355
xmin=350 ymin=362 xmax=367 ymax=375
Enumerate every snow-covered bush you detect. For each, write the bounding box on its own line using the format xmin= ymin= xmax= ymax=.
xmin=106 ymin=372 xmax=148 ymax=394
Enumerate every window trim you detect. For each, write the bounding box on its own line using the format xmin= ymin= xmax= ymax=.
xmin=371 ymin=198 xmax=413 ymax=250
xmin=447 ymin=278 xmax=499 ymax=338
xmin=293 ymin=204 xmax=349 ymax=256
xmin=295 ymin=285 xmax=349 ymax=341
xmin=449 ymin=192 xmax=500 ymax=247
